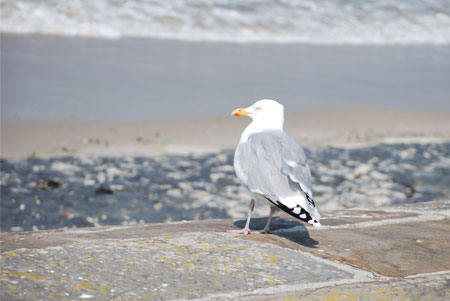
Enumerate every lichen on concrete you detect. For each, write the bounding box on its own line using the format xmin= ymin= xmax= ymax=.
xmin=1 ymin=232 xmax=355 ymax=300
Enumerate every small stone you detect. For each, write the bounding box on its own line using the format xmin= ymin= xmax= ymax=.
xmin=167 ymin=189 xmax=182 ymax=198
xmin=32 ymin=165 xmax=44 ymax=172
xmin=84 ymin=178 xmax=96 ymax=186
xmin=95 ymin=186 xmax=114 ymax=195
xmin=97 ymin=172 xmax=106 ymax=183
xmin=27 ymin=182 xmax=37 ymax=188
xmin=370 ymin=170 xmax=390 ymax=181
xmin=153 ymin=202 xmax=163 ymax=212
xmin=353 ymin=164 xmax=372 ymax=176
xmin=38 ymin=180 xmax=61 ymax=190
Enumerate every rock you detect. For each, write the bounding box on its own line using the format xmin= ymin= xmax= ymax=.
xmin=38 ymin=180 xmax=61 ymax=190
xmin=97 ymin=172 xmax=106 ymax=183
xmin=9 ymin=226 xmax=23 ymax=232
xmin=83 ymin=177 xmax=96 ymax=186
xmin=370 ymin=170 xmax=390 ymax=181
xmin=166 ymin=189 xmax=183 ymax=199
xmin=95 ymin=186 xmax=114 ymax=195
xmin=353 ymin=164 xmax=372 ymax=176
xmin=50 ymin=161 xmax=80 ymax=173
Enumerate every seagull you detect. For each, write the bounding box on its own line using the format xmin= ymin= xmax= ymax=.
xmin=229 ymin=99 xmax=321 ymax=234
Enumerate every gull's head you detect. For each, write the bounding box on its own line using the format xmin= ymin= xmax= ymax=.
xmin=232 ymin=99 xmax=285 ymax=129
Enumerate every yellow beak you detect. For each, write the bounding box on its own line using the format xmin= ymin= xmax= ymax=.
xmin=232 ymin=108 xmax=250 ymax=117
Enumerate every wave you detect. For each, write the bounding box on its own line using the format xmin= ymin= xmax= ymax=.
xmin=1 ymin=0 xmax=450 ymax=44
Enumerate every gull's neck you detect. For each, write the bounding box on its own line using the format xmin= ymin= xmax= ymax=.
xmin=240 ymin=116 xmax=284 ymax=143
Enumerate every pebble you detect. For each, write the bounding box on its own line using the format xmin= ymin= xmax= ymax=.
xmin=354 ymin=164 xmax=372 ymax=175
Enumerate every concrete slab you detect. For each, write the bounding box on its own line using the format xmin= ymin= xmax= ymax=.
xmin=232 ymin=209 xmax=419 ymax=231
xmin=239 ymin=272 xmax=450 ymax=300
xmin=0 ymin=233 xmax=365 ymax=300
xmin=0 ymin=218 xmax=314 ymax=253
xmin=282 ymin=209 xmax=418 ymax=226
xmin=0 ymin=219 xmax=234 ymax=253
xmin=1 ymin=203 xmax=449 ymax=300
xmin=391 ymin=199 xmax=450 ymax=212
xmin=0 ymin=208 xmax=424 ymax=253
xmin=242 ymin=219 xmax=450 ymax=277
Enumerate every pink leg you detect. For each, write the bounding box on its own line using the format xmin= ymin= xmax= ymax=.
xmin=227 ymin=199 xmax=255 ymax=234
xmin=255 ymin=206 xmax=276 ymax=234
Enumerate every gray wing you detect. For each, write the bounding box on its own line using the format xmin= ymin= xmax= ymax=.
xmin=234 ymin=130 xmax=320 ymax=222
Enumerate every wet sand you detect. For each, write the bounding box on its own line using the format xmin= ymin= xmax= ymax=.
xmin=2 ymin=107 xmax=450 ymax=160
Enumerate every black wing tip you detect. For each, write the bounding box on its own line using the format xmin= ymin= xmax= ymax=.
xmin=264 ymin=196 xmax=319 ymax=226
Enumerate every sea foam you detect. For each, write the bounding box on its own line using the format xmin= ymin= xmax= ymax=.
xmin=1 ymin=0 xmax=450 ymax=44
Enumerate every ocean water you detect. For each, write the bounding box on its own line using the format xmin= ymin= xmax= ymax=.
xmin=2 ymin=34 xmax=449 ymax=122
xmin=1 ymin=0 xmax=450 ymax=44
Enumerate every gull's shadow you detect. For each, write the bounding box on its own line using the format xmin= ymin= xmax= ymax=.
xmin=233 ymin=217 xmax=319 ymax=248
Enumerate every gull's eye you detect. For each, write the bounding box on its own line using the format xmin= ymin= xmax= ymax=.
xmin=255 ymin=106 xmax=262 ymax=111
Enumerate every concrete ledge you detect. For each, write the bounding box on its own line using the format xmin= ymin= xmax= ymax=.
xmin=1 ymin=201 xmax=450 ymax=300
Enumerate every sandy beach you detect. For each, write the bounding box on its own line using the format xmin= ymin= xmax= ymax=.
xmin=2 ymin=108 xmax=450 ymax=160
xmin=1 ymin=33 xmax=450 ymax=232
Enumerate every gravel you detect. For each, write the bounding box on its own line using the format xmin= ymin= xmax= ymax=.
xmin=1 ymin=142 xmax=449 ymax=232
